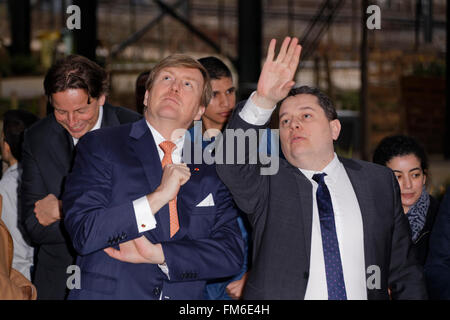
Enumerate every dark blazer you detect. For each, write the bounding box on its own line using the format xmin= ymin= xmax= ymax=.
xmin=215 ymin=102 xmax=427 ymax=300
xmin=20 ymin=103 xmax=141 ymax=299
xmin=62 ymin=118 xmax=244 ymax=300
xmin=425 ymin=188 xmax=450 ymax=299
xmin=413 ymin=196 xmax=439 ymax=266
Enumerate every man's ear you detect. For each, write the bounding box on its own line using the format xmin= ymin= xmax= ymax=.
xmin=143 ymin=90 xmax=149 ymax=107
xmin=330 ymin=119 xmax=341 ymax=141
xmin=2 ymin=140 xmax=11 ymax=161
xmin=97 ymin=95 xmax=106 ymax=106
xmin=194 ymin=105 xmax=206 ymax=121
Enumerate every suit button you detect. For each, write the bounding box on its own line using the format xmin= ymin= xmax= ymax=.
xmin=153 ymin=286 xmax=161 ymax=297
xmin=120 ymin=233 xmax=127 ymax=240
xmin=304 ymin=271 xmax=309 ymax=279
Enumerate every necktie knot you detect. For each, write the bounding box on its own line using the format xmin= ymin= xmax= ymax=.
xmin=159 ymin=141 xmax=176 ymax=155
xmin=312 ymin=172 xmax=327 ymax=184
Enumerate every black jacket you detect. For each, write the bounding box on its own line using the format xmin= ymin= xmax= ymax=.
xmin=413 ymin=196 xmax=439 ymax=266
xmin=216 ymin=101 xmax=427 ymax=300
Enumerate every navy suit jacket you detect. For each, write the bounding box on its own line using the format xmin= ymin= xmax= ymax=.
xmin=62 ymin=118 xmax=244 ymax=300
xmin=425 ymin=188 xmax=450 ymax=299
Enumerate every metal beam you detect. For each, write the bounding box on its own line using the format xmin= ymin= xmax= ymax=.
xmin=153 ymin=0 xmax=223 ymax=55
xmin=110 ymin=0 xmax=185 ymax=58
xmin=73 ymin=0 xmax=98 ymax=62
xmin=360 ymin=0 xmax=369 ymax=161
xmin=237 ymin=0 xmax=262 ymax=100
xmin=445 ymin=1 xmax=449 ymax=159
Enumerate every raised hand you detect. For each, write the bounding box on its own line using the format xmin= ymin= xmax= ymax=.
xmin=253 ymin=37 xmax=302 ymax=109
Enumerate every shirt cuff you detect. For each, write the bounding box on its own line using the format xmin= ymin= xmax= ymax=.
xmin=158 ymin=262 xmax=170 ymax=280
xmin=239 ymin=91 xmax=277 ymax=126
xmin=133 ymin=196 xmax=157 ymax=233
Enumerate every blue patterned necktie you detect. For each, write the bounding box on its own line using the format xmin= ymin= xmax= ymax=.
xmin=312 ymin=173 xmax=347 ymax=300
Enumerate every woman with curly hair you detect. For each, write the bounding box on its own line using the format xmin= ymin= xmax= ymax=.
xmin=373 ymin=135 xmax=440 ymax=265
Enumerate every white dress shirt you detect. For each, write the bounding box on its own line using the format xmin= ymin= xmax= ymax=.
xmin=0 ymin=163 xmax=34 ymax=280
xmin=240 ymin=94 xmax=367 ymax=300
xmin=300 ymin=156 xmax=367 ymax=300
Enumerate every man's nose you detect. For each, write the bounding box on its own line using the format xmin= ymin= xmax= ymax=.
xmin=67 ymin=113 xmax=77 ymax=126
xmin=218 ymin=94 xmax=230 ymax=108
xmin=170 ymin=79 xmax=181 ymax=92
xmin=290 ymin=119 xmax=301 ymax=130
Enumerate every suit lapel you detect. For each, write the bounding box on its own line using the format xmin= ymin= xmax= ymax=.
xmin=341 ymin=158 xmax=377 ymax=295
xmin=49 ymin=119 xmax=73 ymax=177
xmin=282 ymin=159 xmax=314 ymax=266
xmin=128 ymin=119 xmax=169 ymax=239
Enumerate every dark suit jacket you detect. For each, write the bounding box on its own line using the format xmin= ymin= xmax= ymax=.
xmin=215 ymin=102 xmax=427 ymax=300
xmin=62 ymin=118 xmax=244 ymax=300
xmin=425 ymin=188 xmax=450 ymax=299
xmin=20 ymin=103 xmax=141 ymax=299
xmin=414 ymin=196 xmax=439 ymax=266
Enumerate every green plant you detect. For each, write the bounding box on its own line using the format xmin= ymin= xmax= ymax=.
xmin=412 ymin=60 xmax=446 ymax=78
xmin=334 ymin=90 xmax=360 ymax=111
xmin=10 ymin=54 xmax=42 ymax=76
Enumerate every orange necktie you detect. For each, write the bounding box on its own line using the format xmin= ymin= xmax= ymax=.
xmin=159 ymin=141 xmax=180 ymax=237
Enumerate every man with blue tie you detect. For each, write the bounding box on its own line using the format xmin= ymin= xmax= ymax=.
xmin=216 ymin=37 xmax=427 ymax=299
xmin=62 ymin=54 xmax=244 ymax=300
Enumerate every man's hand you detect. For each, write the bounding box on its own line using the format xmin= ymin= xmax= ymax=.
xmin=147 ymin=163 xmax=191 ymax=214
xmin=104 ymin=236 xmax=165 ymax=264
xmin=253 ymin=37 xmax=302 ymax=109
xmin=226 ymin=272 xmax=249 ymax=300
xmin=34 ymin=194 xmax=62 ymax=226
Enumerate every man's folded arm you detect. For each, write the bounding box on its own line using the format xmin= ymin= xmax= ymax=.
xmin=63 ymin=135 xmax=150 ymax=256
xmin=20 ymin=135 xmax=67 ymax=245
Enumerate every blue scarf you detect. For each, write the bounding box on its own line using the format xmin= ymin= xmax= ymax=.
xmin=406 ymin=186 xmax=430 ymax=242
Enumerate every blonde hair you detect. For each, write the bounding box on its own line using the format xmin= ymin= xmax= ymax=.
xmin=145 ymin=54 xmax=212 ymax=108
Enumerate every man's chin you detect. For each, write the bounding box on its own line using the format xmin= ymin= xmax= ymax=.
xmin=67 ymin=128 xmax=88 ymax=139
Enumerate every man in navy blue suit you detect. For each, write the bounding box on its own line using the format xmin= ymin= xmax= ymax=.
xmin=62 ymin=54 xmax=244 ymax=300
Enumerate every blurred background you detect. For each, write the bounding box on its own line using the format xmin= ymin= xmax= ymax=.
xmin=0 ymin=0 xmax=448 ymax=197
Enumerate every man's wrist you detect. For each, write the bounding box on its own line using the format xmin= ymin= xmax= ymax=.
xmin=146 ymin=189 xmax=169 ymax=215
xmin=252 ymin=92 xmax=278 ymax=110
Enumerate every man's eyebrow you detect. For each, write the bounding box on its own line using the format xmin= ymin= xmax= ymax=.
xmin=279 ymin=106 xmax=315 ymax=118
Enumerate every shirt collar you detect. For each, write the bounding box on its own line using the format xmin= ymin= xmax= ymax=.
xmin=299 ymin=153 xmax=341 ymax=183
xmin=4 ymin=162 xmax=19 ymax=175
xmin=145 ymin=120 xmax=185 ymax=156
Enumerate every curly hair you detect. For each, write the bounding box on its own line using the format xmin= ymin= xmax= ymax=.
xmin=372 ymin=135 xmax=429 ymax=173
